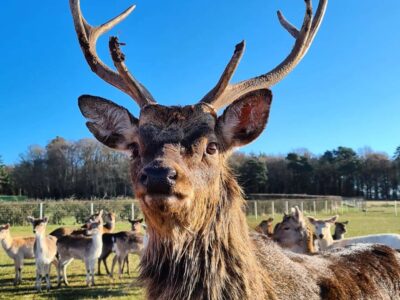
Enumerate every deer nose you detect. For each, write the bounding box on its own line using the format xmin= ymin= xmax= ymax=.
xmin=319 ymin=234 xmax=324 ymax=239
xmin=139 ymin=166 xmax=177 ymax=194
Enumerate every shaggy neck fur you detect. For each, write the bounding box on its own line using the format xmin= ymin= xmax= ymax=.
xmin=139 ymin=168 xmax=275 ymax=300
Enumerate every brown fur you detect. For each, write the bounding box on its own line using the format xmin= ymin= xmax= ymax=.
xmin=255 ymin=218 xmax=274 ymax=237
xmin=79 ymin=95 xmax=400 ymax=299
xmin=273 ymin=209 xmax=317 ymax=254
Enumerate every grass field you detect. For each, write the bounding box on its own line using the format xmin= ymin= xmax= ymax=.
xmin=1 ymin=204 xmax=400 ymax=299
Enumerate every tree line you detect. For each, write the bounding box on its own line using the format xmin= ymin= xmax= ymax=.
xmin=1 ymin=137 xmax=399 ymax=199
xmin=230 ymin=146 xmax=400 ymax=199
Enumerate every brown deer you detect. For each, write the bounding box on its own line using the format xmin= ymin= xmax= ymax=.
xmin=0 ymin=224 xmax=35 ymax=286
xmin=27 ymin=216 xmax=58 ymax=292
xmin=333 ymin=220 xmax=348 ymax=240
xmin=50 ymin=211 xmax=115 ymax=239
xmin=70 ymin=0 xmax=400 ymax=299
xmin=98 ymin=218 xmax=143 ymax=276
xmin=273 ymin=208 xmax=317 ymax=254
xmin=255 ymin=218 xmax=274 ymax=237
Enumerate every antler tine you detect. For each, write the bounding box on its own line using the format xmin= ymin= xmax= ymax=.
xmin=69 ymin=0 xmax=156 ymax=108
xmin=201 ymin=0 xmax=328 ymax=110
xmin=200 ymin=41 xmax=246 ymax=105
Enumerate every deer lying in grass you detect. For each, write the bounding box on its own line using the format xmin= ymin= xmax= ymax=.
xmin=98 ymin=218 xmax=143 ymax=276
xmin=0 ymin=224 xmax=35 ymax=286
xmin=273 ymin=208 xmax=318 ymax=254
xmin=333 ymin=220 xmax=348 ymax=240
xmin=71 ymin=0 xmax=400 ymax=298
xmin=110 ymin=219 xmax=145 ymax=278
xmin=57 ymin=211 xmax=104 ymax=287
xmin=50 ymin=211 xmax=115 ymax=239
xmin=27 ymin=216 xmax=58 ymax=292
xmin=308 ymin=216 xmax=400 ymax=251
xmin=255 ymin=218 xmax=274 ymax=237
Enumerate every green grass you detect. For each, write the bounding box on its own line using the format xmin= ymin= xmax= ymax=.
xmin=1 ymin=205 xmax=400 ymax=299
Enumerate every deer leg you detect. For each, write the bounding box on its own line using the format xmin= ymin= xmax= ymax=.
xmin=103 ymin=253 xmax=111 ymax=275
xmin=13 ymin=262 xmax=19 ymax=286
xmin=85 ymin=260 xmax=91 ymax=287
xmin=125 ymin=255 xmax=130 ymax=275
xmin=90 ymin=259 xmax=96 ymax=286
xmin=35 ymin=264 xmax=42 ymax=292
xmin=62 ymin=259 xmax=73 ymax=286
xmin=97 ymin=258 xmax=102 ymax=275
xmin=118 ymin=255 xmax=125 ymax=279
xmin=110 ymin=255 xmax=117 ymax=278
xmin=45 ymin=264 xmax=51 ymax=291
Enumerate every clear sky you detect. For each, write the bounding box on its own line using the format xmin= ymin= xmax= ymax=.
xmin=1 ymin=0 xmax=399 ymax=165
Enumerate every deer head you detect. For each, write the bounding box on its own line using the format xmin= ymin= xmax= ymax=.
xmin=71 ymin=0 xmax=327 ymax=238
xmin=27 ymin=216 xmax=49 ymax=235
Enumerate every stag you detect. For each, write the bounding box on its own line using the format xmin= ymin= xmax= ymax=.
xmin=70 ymin=0 xmax=400 ymax=299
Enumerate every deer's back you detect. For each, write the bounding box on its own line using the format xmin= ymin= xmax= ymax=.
xmin=252 ymin=234 xmax=400 ymax=299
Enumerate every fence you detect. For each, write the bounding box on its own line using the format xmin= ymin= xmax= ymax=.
xmin=0 ymin=199 xmax=140 ymax=226
xmin=1 ymin=198 xmax=398 ymax=226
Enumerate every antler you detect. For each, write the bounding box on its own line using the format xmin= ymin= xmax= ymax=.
xmin=69 ymin=0 xmax=156 ymax=108
xmin=201 ymin=0 xmax=328 ymax=109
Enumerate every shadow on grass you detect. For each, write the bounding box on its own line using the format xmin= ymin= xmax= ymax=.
xmin=0 ymin=284 xmax=143 ymax=299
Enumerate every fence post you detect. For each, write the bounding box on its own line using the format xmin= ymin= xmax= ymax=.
xmin=395 ymin=201 xmax=398 ymax=217
xmin=313 ymin=201 xmax=316 ymax=216
xmin=301 ymin=202 xmax=304 ymax=213
xmin=131 ymin=202 xmax=135 ymax=219
xmin=39 ymin=202 xmax=43 ymax=218
xmin=254 ymin=201 xmax=258 ymax=220
xmin=271 ymin=201 xmax=275 ymax=218
xmin=285 ymin=201 xmax=289 ymax=214
xmin=325 ymin=200 xmax=328 ymax=214
xmin=341 ymin=201 xmax=344 ymax=215
xmin=90 ymin=202 xmax=94 ymax=215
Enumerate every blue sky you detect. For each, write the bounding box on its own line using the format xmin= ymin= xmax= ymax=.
xmin=1 ymin=0 xmax=399 ymax=165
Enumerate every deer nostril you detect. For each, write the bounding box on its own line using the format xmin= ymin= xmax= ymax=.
xmin=319 ymin=234 xmax=324 ymax=239
xmin=167 ymin=169 xmax=177 ymax=181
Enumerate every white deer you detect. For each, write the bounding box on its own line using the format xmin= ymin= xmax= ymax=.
xmin=56 ymin=210 xmax=104 ymax=287
xmin=0 ymin=223 xmax=35 ymax=285
xmin=27 ymin=216 xmax=58 ymax=292
xmin=308 ymin=216 xmax=400 ymax=251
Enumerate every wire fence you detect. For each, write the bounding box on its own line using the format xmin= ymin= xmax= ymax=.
xmin=1 ymin=198 xmax=398 ymax=226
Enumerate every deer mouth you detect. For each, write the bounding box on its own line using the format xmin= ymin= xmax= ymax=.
xmin=141 ymin=192 xmax=191 ymax=215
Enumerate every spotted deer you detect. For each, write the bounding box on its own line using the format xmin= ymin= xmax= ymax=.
xmin=56 ymin=210 xmax=104 ymax=287
xmin=71 ymin=0 xmax=400 ymax=298
xmin=0 ymin=224 xmax=35 ymax=286
xmin=27 ymin=216 xmax=58 ymax=292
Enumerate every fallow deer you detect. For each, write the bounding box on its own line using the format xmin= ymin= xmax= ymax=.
xmin=27 ymin=216 xmax=58 ymax=292
xmin=309 ymin=216 xmax=400 ymax=251
xmin=255 ymin=218 xmax=274 ymax=237
xmin=50 ymin=211 xmax=116 ymax=239
xmin=56 ymin=210 xmax=104 ymax=287
xmin=332 ymin=220 xmax=348 ymax=240
xmin=110 ymin=218 xmax=145 ymax=278
xmin=0 ymin=224 xmax=35 ymax=286
xmin=273 ymin=208 xmax=317 ymax=254
xmin=70 ymin=0 xmax=400 ymax=298
xmin=98 ymin=218 xmax=143 ymax=276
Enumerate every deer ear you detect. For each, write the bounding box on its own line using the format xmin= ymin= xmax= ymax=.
xmin=43 ymin=217 xmax=48 ymax=223
xmin=325 ymin=215 xmax=338 ymax=224
xmin=307 ymin=216 xmax=316 ymax=224
xmin=216 ymin=89 xmax=272 ymax=148
xmin=78 ymin=95 xmax=139 ymax=151
xmin=27 ymin=216 xmax=34 ymax=223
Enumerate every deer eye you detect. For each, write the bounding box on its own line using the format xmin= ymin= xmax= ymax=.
xmin=206 ymin=142 xmax=218 ymax=155
xmin=284 ymin=227 xmax=290 ymax=231
xmin=128 ymin=143 xmax=139 ymax=160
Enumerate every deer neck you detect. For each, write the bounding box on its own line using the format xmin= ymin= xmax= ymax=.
xmin=332 ymin=232 xmax=344 ymax=240
xmin=140 ymin=172 xmax=271 ymax=299
xmin=35 ymin=231 xmax=47 ymax=252
xmin=1 ymin=232 xmax=13 ymax=251
xmin=319 ymin=234 xmax=334 ymax=250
